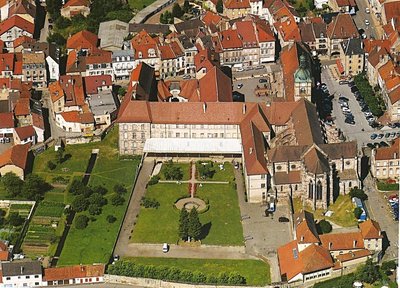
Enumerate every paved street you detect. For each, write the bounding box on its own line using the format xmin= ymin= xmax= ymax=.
xmin=39 ymin=12 xmax=50 ymax=42
xmin=353 ymin=0 xmax=384 ymax=39
xmin=363 ymin=174 xmax=399 ymax=261
xmin=321 ymin=67 xmax=400 ymax=148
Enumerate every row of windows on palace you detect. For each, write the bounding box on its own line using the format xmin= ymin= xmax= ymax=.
xmin=122 ymin=124 xmax=240 ymax=130
xmin=122 ymin=131 xmax=240 ymax=140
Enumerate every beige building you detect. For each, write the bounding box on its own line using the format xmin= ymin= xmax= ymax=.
xmin=0 ymin=143 xmax=30 ymax=180
xmin=338 ymin=38 xmax=365 ymax=77
xmin=22 ymin=52 xmax=47 ymax=88
xmin=223 ymin=0 xmax=251 ymax=19
xmin=60 ymin=0 xmax=90 ymax=19
xmin=371 ymin=138 xmax=400 ymax=182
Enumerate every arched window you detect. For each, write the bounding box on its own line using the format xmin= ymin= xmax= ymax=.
xmin=308 ymin=180 xmax=313 ymax=199
xmin=316 ymin=180 xmax=322 ymax=200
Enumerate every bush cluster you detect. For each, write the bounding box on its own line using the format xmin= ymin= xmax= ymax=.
xmin=148 ymin=175 xmax=160 ymax=186
xmin=108 ymin=261 xmax=246 ymax=285
xmin=354 ymin=73 xmax=384 ymax=117
xmin=377 ymin=182 xmax=399 ymax=191
xmin=140 ymin=197 xmax=160 ymax=209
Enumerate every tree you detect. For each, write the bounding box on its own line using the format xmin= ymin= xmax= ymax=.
xmin=8 ymin=212 xmax=24 ymax=227
xmin=172 ymin=3 xmax=184 ymax=18
xmin=183 ymin=0 xmax=190 ymax=13
xmin=188 ymin=207 xmax=202 ymax=241
xmin=92 ymin=185 xmax=107 ymax=195
xmin=163 ymin=161 xmax=183 ymax=180
xmin=198 ymin=163 xmax=215 ymax=179
xmin=55 ymin=17 xmax=71 ymax=29
xmin=216 ymin=0 xmax=223 ymax=13
xmin=349 ymin=187 xmax=368 ymax=201
xmin=71 ymin=195 xmax=89 ymax=212
xmin=56 ymin=146 xmax=64 ymax=164
xmin=178 ymin=208 xmax=189 ymax=240
xmin=88 ymin=204 xmax=102 ymax=215
xmin=106 ymin=10 xmax=133 ymax=22
xmin=47 ymin=32 xmax=66 ymax=46
xmin=354 ymin=207 xmax=363 ymax=219
xmin=89 ymin=193 xmax=107 ymax=206
xmin=69 ymin=179 xmax=85 ymax=195
xmin=22 ymin=174 xmax=51 ymax=200
xmin=318 ymin=219 xmax=332 ymax=234
xmin=117 ymin=87 xmax=126 ymax=97
xmin=114 ymin=184 xmax=127 ymax=195
xmin=381 ymin=260 xmax=397 ymax=275
xmin=106 ymin=215 xmax=117 ymax=223
xmin=111 ymin=194 xmax=125 ymax=206
xmin=75 ymin=215 xmax=89 ymax=229
xmin=46 ymin=0 xmax=62 ymax=19
xmin=357 ymin=258 xmax=380 ymax=283
xmin=47 ymin=160 xmax=56 ymax=170
xmin=1 ymin=172 xmax=23 ymax=198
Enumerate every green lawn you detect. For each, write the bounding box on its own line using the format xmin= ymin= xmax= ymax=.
xmin=131 ymin=182 xmax=243 ymax=246
xmin=128 ymin=0 xmax=157 ymax=10
xmin=158 ymin=162 xmax=191 ymax=181
xmin=131 ymin=183 xmax=188 ymax=244
xmin=196 ymin=161 xmax=235 ymax=182
xmin=31 ymin=128 xmax=140 ymax=266
xmin=124 ymin=257 xmax=271 ymax=286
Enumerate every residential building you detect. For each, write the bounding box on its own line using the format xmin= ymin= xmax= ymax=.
xmin=223 ymin=0 xmax=251 ymax=19
xmin=0 ymin=112 xmax=14 ymax=138
xmin=328 ymin=0 xmax=356 ymax=13
xmin=299 ymin=20 xmax=328 ymax=55
xmin=14 ymin=125 xmax=36 ymax=144
xmin=22 ymin=52 xmax=47 ymax=88
xmin=363 ymin=39 xmax=390 ymax=87
xmin=0 ymin=143 xmax=30 ymax=179
xmin=130 ymin=30 xmax=161 ymax=73
xmin=234 ymin=21 xmax=260 ymax=67
xmin=371 ymin=138 xmax=400 ymax=182
xmin=194 ymin=48 xmax=220 ymax=79
xmin=0 ymin=53 xmax=15 ymax=78
xmin=98 ymin=20 xmax=129 ymax=51
xmin=278 ymin=212 xmax=382 ymax=284
xmin=60 ymin=0 xmax=90 ymax=19
xmin=1 ymin=261 xmax=42 ymax=287
xmin=43 ymin=264 xmax=105 ymax=286
xmin=84 ymin=49 xmax=113 ymax=80
xmin=377 ymin=60 xmax=400 ymax=121
xmin=8 ymin=0 xmax=36 ymax=24
xmin=326 ymin=13 xmax=358 ymax=57
xmin=338 ymin=38 xmax=365 ymax=77
xmin=112 ymin=49 xmax=135 ymax=80
xmin=14 ymin=98 xmax=31 ymax=126
xmin=381 ymin=1 xmax=400 ymax=25
xmin=87 ymin=90 xmax=118 ymax=131
xmin=66 ymin=30 xmax=99 ymax=54
xmin=218 ymin=29 xmax=243 ymax=68
xmin=0 ymin=15 xmax=34 ymax=50
xmin=55 ymin=110 xmax=95 ymax=134
xmin=127 ymin=62 xmax=158 ymax=101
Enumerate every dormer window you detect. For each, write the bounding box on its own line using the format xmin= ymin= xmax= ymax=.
xmin=138 ymin=52 xmax=142 ymax=58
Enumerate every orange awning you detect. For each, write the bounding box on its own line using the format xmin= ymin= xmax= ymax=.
xmin=336 ymin=59 xmax=344 ymax=74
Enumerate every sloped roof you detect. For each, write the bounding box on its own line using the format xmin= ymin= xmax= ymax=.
xmin=84 ymin=75 xmax=112 ymax=95
xmin=224 ymin=0 xmax=250 ymax=9
xmin=0 ymin=15 xmax=34 ymax=35
xmin=302 ymin=145 xmax=330 ymax=174
xmin=359 ymin=219 xmax=383 ymax=239
xmin=375 ymin=138 xmax=399 ymax=160
xmin=320 ymin=232 xmax=365 ymax=250
xmin=15 ymin=125 xmax=35 ymax=140
xmin=294 ymin=210 xmax=320 ymax=243
xmin=199 ymin=66 xmax=232 ymax=102
xmin=0 ymin=112 xmax=14 ymax=128
xmin=63 ymin=0 xmax=90 ymax=8
xmin=327 ymin=13 xmax=358 ymax=39
xmin=44 ymin=264 xmax=104 ymax=281
xmin=274 ymin=171 xmax=302 ymax=185
xmin=318 ymin=141 xmax=357 ymax=159
xmin=0 ymin=143 xmax=30 ymax=169
xmin=66 ymin=30 xmax=98 ymax=50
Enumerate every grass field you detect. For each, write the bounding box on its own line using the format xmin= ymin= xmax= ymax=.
xmin=131 ymin=180 xmax=243 ymax=245
xmin=158 ymin=162 xmax=191 ymax=181
xmin=293 ymin=195 xmax=357 ymax=228
xmin=52 ymin=129 xmax=139 ymax=266
xmin=196 ymin=161 xmax=235 ymax=182
xmin=124 ymin=257 xmax=271 ymax=286
xmin=130 ymin=183 xmax=187 ymax=244
xmin=128 ymin=0 xmax=157 ymax=10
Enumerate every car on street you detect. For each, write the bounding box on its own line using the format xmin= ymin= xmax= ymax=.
xmin=370 ymin=133 xmax=378 ymax=140
xmin=342 ymin=107 xmax=351 ymax=112
xmin=278 ymin=217 xmax=289 ymax=223
xmin=365 ymin=7 xmax=370 ymax=13
xmin=339 ymin=96 xmax=349 ymax=101
xmin=237 ymin=83 xmax=244 ymax=89
xmin=259 ymin=78 xmax=268 ymax=83
xmin=345 ymin=118 xmax=356 ymax=125
xmin=162 ymin=243 xmax=169 ymax=253
xmin=385 ymin=133 xmax=391 ymax=138
xmin=365 ymin=19 xmax=370 ymax=25
xmin=339 ymin=80 xmax=349 ymax=85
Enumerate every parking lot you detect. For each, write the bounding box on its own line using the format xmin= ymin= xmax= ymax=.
xmin=320 ymin=68 xmax=400 ymax=148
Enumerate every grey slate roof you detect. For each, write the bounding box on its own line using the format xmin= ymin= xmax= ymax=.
xmin=341 ymin=38 xmax=364 ymax=56
xmin=2 ymin=261 xmax=42 ymax=277
xmin=129 ymin=23 xmax=170 ymax=35
xmin=88 ymin=91 xmax=118 ymax=116
xmin=98 ymin=20 xmax=129 ymax=50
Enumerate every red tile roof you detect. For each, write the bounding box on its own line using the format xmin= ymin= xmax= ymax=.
xmin=264 ymin=101 xmax=298 ymax=125
xmin=199 ymin=66 xmax=232 ymax=102
xmin=60 ymin=111 xmax=94 ymax=124
xmin=85 ymin=49 xmax=112 ymax=65
xmin=359 ymin=219 xmax=383 ymax=239
xmin=280 ymin=43 xmax=298 ymax=101
xmin=13 ymin=35 xmax=35 ymax=48
xmin=235 ymin=21 xmax=258 ymax=47
xmin=320 ymin=232 xmax=365 ymax=251
xmin=0 ymin=15 xmax=34 ymax=36
xmin=32 ymin=113 xmax=44 ymax=129
xmin=159 ymin=45 xmax=175 ymax=60
xmin=44 ymin=264 xmax=105 ymax=281
xmin=194 ymin=48 xmax=219 ymax=73
xmin=0 ymin=112 xmax=14 ymax=128
xmin=15 ymin=125 xmax=35 ymax=140
xmin=49 ymin=81 xmax=64 ymax=103
xmin=388 ymin=85 xmax=400 ymax=104
xmin=84 ymin=75 xmax=112 ymax=95
xmin=256 ymin=22 xmax=275 ymax=42
xmin=14 ymin=98 xmax=30 ymax=116
xmin=383 ymin=1 xmax=400 ymax=25
xmin=0 ymin=143 xmax=30 ymax=169
xmin=63 ymin=0 xmax=90 ymax=7
xmin=219 ymin=29 xmax=243 ymax=49
xmin=0 ymin=53 xmax=14 ymax=73
xmin=59 ymin=75 xmax=85 ymax=107
xmin=66 ymin=30 xmax=98 ymax=51
xmin=202 ymin=11 xmax=223 ymax=27
xmin=224 ymin=0 xmax=250 ymax=9
xmin=378 ymin=60 xmax=400 ymax=91
xmin=13 ymin=52 xmax=22 ymax=75
xmin=327 ymin=13 xmax=358 ymax=39
xmin=336 ymin=249 xmax=371 ymax=263
xmin=131 ymin=30 xmax=157 ymax=46
xmin=0 ymin=251 xmax=9 ymax=261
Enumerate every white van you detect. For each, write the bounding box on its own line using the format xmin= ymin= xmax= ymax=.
xmin=162 ymin=243 xmax=169 ymax=253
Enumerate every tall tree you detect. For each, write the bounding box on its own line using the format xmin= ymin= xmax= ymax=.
xmin=1 ymin=172 xmax=23 ymax=198
xmin=216 ymin=0 xmax=223 ymax=13
xmin=22 ymin=174 xmax=50 ymax=200
xmin=178 ymin=208 xmax=189 ymax=240
xmin=188 ymin=207 xmax=202 ymax=241
xmin=357 ymin=258 xmax=380 ymax=283
xmin=183 ymin=0 xmax=190 ymax=13
xmin=172 ymin=3 xmax=184 ymax=18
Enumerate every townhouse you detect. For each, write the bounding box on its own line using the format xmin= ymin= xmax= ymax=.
xmin=60 ymin=0 xmax=90 ymax=19
xmin=0 ymin=15 xmax=34 ymax=50
xmin=112 ymin=49 xmax=135 ymax=80
xmin=223 ymin=0 xmax=251 ymax=19
xmin=0 ymin=143 xmax=31 ymax=179
xmin=371 ymin=138 xmax=400 ymax=182
xmin=22 ymin=52 xmax=47 ymax=88
xmin=233 ymin=20 xmax=261 ymax=67
xmin=218 ymin=29 xmax=243 ymax=69
xmin=377 ymin=59 xmax=400 ymax=121
xmin=0 ymin=53 xmax=15 ymax=78
xmin=338 ymin=38 xmax=365 ymax=77
xmin=8 ymin=0 xmax=36 ymax=24
xmin=84 ymin=50 xmax=113 ymax=80
xmin=0 ymin=260 xmax=42 ymax=287
xmin=66 ymin=30 xmax=99 ymax=55
xmin=328 ymin=0 xmax=357 ymax=13
xmin=363 ymin=39 xmax=391 ymax=87
xmin=326 ymin=13 xmax=358 ymax=57
xmin=278 ymin=212 xmax=383 ymax=284
xmin=299 ymin=19 xmax=328 ymax=56
xmin=130 ymin=30 xmax=161 ymax=74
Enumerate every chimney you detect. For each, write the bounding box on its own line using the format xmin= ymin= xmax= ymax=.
xmin=203 ymin=102 xmax=207 ymax=113
xmin=242 ymin=103 xmax=246 ymax=114
xmin=394 ymin=152 xmax=397 ymax=159
xmin=249 ymin=147 xmax=253 ymax=154
xmin=328 ymin=242 xmax=332 ymax=250
xmin=353 ymin=240 xmax=357 ymax=248
xmin=301 ymin=235 xmax=304 ymax=242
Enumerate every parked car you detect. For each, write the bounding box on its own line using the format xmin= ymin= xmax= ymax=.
xmin=365 ymin=19 xmax=370 ymax=25
xmin=385 ymin=132 xmax=391 ymax=138
xmin=377 ymin=133 xmax=384 ymax=139
xmin=370 ymin=133 xmax=378 ymax=140
xmin=365 ymin=7 xmax=370 ymax=13
xmin=237 ymin=83 xmax=244 ymax=89
xmin=364 ymin=111 xmax=373 ymax=117
xmin=162 ymin=243 xmax=169 ymax=253
xmin=390 ymin=132 xmax=396 ymax=137
xmin=4 ymin=137 xmax=10 ymax=143
xmin=236 ymin=67 xmax=244 ymax=72
xmin=182 ymin=74 xmax=191 ymax=79
xmin=342 ymin=107 xmax=351 ymax=112
xmin=339 ymin=80 xmax=349 ymax=85
xmin=345 ymin=118 xmax=356 ymax=125
xmin=351 ymin=86 xmax=359 ymax=93
xmin=339 ymin=96 xmax=349 ymax=101
xmin=278 ymin=217 xmax=290 ymax=223
xmin=348 ymin=81 xmax=355 ymax=87
xmin=258 ymin=78 xmax=268 ymax=83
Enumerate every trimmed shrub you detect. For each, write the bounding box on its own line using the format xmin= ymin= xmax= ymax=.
xmin=148 ymin=175 xmax=160 ymax=186
xmin=47 ymin=160 xmax=56 ymax=170
xmin=354 ymin=207 xmax=363 ymax=219
xmin=75 ymin=215 xmax=89 ymax=229
xmin=106 ymin=215 xmax=117 ymax=223
xmin=140 ymin=197 xmax=160 ymax=209
xmin=318 ymin=219 xmax=332 ymax=234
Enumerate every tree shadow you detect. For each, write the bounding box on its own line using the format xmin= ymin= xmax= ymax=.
xmin=381 ymin=231 xmax=390 ymax=258
xmin=62 ymin=153 xmax=72 ymax=163
xmin=199 ymin=222 xmax=212 ymax=240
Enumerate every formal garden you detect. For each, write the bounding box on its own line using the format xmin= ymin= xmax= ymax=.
xmin=131 ymin=161 xmax=243 ymax=245
xmin=28 ymin=128 xmax=139 ymax=265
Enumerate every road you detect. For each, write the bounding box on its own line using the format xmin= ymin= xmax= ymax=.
xmin=353 ymin=0 xmax=384 ymax=39
xmin=39 ymin=12 xmax=50 ymax=42
xmin=363 ymin=174 xmax=399 ymax=261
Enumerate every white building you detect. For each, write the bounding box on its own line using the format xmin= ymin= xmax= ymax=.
xmin=112 ymin=49 xmax=136 ymax=80
xmin=1 ymin=261 xmax=42 ymax=288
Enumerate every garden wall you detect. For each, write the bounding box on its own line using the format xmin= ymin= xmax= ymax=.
xmin=104 ymin=275 xmax=273 ymax=288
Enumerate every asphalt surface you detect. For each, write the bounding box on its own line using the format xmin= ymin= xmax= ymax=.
xmin=352 ymin=0 xmax=377 ymax=39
